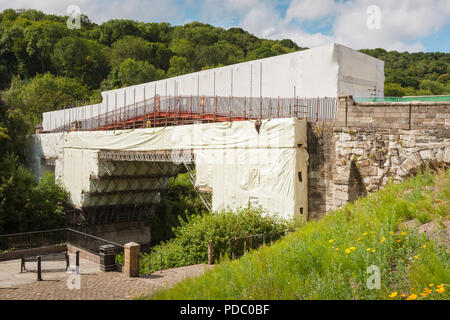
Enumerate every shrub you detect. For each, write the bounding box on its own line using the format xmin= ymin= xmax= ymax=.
xmin=139 ymin=206 xmax=294 ymax=274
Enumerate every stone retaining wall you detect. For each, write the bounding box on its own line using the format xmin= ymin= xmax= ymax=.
xmin=307 ymin=96 xmax=450 ymax=219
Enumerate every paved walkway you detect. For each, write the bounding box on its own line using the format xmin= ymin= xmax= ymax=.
xmin=0 ymin=254 xmax=213 ymax=300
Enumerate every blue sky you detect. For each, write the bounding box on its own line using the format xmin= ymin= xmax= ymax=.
xmin=1 ymin=0 xmax=449 ymax=52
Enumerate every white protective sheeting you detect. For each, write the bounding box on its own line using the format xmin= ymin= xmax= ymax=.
xmin=336 ymin=45 xmax=385 ymax=97
xmin=196 ymin=147 xmax=308 ymax=219
xmin=29 ymin=133 xmax=65 ymax=180
xmin=63 ymin=118 xmax=307 ymax=151
xmin=33 ymin=118 xmax=309 ymax=219
xmin=42 ymin=43 xmax=385 ymax=131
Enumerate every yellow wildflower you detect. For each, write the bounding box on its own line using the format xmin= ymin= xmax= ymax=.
xmin=362 ymin=232 xmax=368 ymax=236
xmin=414 ymin=255 xmax=419 ymax=259
xmin=401 ymin=232 xmax=407 ymax=236
xmin=389 ymin=231 xmax=394 ymax=235
xmin=329 ymin=239 xmax=334 ymax=243
xmin=436 ymin=287 xmax=445 ymax=294
xmin=424 ymin=288 xmax=432 ymax=294
xmin=437 ymin=284 xmax=444 ymax=289
xmin=335 ymin=248 xmax=339 ymax=251
xmin=397 ymin=240 xmax=401 ymax=243
xmin=406 ymin=294 xmax=417 ymax=300
xmin=422 ymin=245 xmax=426 ymax=249
xmin=420 ymin=292 xmax=428 ymax=297
xmin=388 ymin=292 xmax=398 ymax=298
xmin=366 ymin=248 xmax=371 ymax=252
xmin=401 ymin=294 xmax=406 ymax=298
xmin=372 ymin=249 xmax=376 ymax=253
xmin=429 ymin=284 xmax=434 ymax=287
xmin=358 ymin=238 xmax=361 ymax=241
xmin=345 ymin=248 xmax=351 ymax=254
xmin=350 ymin=247 xmax=356 ymax=251
xmin=380 ymin=237 xmax=386 ymax=243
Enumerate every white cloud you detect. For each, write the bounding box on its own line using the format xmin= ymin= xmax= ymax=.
xmin=0 ymin=0 xmax=181 ymax=24
xmin=235 ymin=0 xmax=450 ymax=52
xmin=331 ymin=0 xmax=450 ymax=51
xmin=240 ymin=3 xmax=283 ymax=38
xmin=286 ymin=0 xmax=337 ymax=22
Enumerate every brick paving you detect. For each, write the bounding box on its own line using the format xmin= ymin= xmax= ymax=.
xmin=0 ymin=256 xmax=213 ymax=300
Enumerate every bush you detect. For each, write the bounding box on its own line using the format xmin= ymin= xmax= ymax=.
xmin=138 ymin=207 xmax=294 ymax=274
xmin=0 ymin=157 xmax=69 ymax=234
xmin=150 ymin=172 xmax=207 ymax=244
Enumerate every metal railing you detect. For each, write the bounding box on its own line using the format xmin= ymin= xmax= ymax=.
xmin=0 ymin=229 xmax=67 ymax=252
xmin=47 ymin=95 xmax=338 ymax=133
xmin=0 ymin=228 xmax=124 ymax=257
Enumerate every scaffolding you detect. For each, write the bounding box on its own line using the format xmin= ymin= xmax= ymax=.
xmin=45 ymin=95 xmax=337 ymax=133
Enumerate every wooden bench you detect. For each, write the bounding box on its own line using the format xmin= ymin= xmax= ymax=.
xmin=21 ymin=252 xmax=69 ymax=273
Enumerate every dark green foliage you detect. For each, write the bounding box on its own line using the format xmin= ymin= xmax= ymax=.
xmin=360 ymin=48 xmax=450 ymax=96
xmin=138 ymin=206 xmax=293 ymax=273
xmin=150 ymin=172 xmax=207 ymax=244
xmin=51 ymin=37 xmax=111 ymax=89
xmin=0 ymin=156 xmax=69 ymax=234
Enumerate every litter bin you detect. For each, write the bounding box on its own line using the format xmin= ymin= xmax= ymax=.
xmin=99 ymin=244 xmax=117 ymax=272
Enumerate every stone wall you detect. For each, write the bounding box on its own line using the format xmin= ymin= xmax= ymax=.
xmin=307 ymin=96 xmax=450 ymax=219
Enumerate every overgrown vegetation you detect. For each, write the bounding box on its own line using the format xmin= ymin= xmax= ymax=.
xmin=148 ymin=169 xmax=450 ymax=300
xmin=150 ymin=171 xmax=208 ymax=244
xmin=119 ymin=206 xmax=295 ymax=274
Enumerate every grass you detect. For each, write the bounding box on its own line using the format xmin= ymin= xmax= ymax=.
xmin=147 ymin=168 xmax=450 ymax=300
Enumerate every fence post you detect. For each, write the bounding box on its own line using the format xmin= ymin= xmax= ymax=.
xmin=37 ymin=256 xmax=42 ymax=281
xmin=76 ymin=251 xmax=80 ymax=268
xmin=123 ymin=242 xmax=140 ymax=278
xmin=208 ymin=241 xmax=214 ymax=265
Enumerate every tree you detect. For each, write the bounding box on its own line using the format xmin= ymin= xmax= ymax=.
xmin=51 ymin=37 xmax=111 ymax=89
xmin=98 ymin=19 xmax=142 ymax=46
xmin=104 ymin=58 xmax=165 ymax=89
xmin=3 ymin=73 xmax=90 ymax=128
xmin=110 ymin=36 xmax=152 ymax=66
xmin=169 ymin=38 xmax=196 ymax=62
xmin=24 ymin=20 xmax=68 ymax=74
xmin=419 ymin=80 xmax=445 ymax=95
xmin=167 ymin=56 xmax=193 ymax=77
xmin=384 ymin=83 xmax=406 ymax=97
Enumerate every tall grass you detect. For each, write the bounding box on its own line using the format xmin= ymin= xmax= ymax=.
xmin=149 ymin=168 xmax=450 ymax=300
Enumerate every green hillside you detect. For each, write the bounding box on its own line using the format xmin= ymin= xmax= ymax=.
xmin=149 ymin=169 xmax=450 ymax=300
xmin=0 ymin=8 xmax=449 ymax=134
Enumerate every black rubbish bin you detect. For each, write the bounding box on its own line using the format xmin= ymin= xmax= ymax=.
xmin=99 ymin=244 xmax=117 ymax=272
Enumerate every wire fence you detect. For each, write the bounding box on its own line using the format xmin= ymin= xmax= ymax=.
xmin=46 ymin=95 xmax=338 ymax=133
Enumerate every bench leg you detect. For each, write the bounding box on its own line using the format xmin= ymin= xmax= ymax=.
xmin=66 ymin=254 xmax=69 ymax=271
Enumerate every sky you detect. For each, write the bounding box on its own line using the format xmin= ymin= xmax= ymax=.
xmin=0 ymin=0 xmax=449 ymax=52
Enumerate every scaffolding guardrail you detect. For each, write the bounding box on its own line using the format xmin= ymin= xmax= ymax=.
xmin=45 ymin=95 xmax=338 ymax=133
